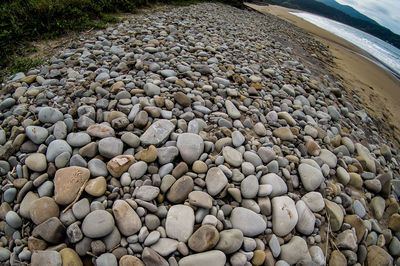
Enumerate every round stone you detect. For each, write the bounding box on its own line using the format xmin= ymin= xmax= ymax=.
xmin=272 ymin=196 xmax=298 ymax=237
xmin=222 ymin=146 xmax=243 ymax=167
xmin=30 ymin=197 xmax=60 ymax=225
xmin=25 ymin=126 xmax=48 ymax=144
xmin=230 ymin=207 xmax=266 ymax=237
xmin=5 ymin=211 xmax=22 ymax=229
xmin=177 ymin=133 xmax=204 ymax=165
xmin=38 ymin=107 xmax=64 ymax=123
xmin=188 ymin=225 xmax=220 ymax=252
xmin=112 ymin=200 xmax=142 ymax=236
xmin=25 ymin=153 xmax=47 ymax=172
xmin=85 ymin=176 xmax=107 ymax=197
xmin=82 ymin=210 xmax=115 ymax=238
xmin=98 ymin=137 xmax=124 ymax=158
xmin=46 ymin=140 xmax=72 ymax=162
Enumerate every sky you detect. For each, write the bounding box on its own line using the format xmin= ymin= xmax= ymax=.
xmin=336 ymin=0 xmax=400 ymax=35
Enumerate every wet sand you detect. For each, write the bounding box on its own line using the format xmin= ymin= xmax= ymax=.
xmin=246 ymin=3 xmax=400 ymax=140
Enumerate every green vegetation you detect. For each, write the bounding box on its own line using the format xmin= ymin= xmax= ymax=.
xmin=260 ymin=0 xmax=400 ymax=49
xmin=0 ymin=0 xmax=243 ymax=81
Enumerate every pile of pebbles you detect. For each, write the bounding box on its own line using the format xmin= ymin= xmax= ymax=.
xmin=0 ymin=3 xmax=400 ymax=266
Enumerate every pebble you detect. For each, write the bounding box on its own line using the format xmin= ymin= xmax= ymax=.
xmin=280 ymin=236 xmax=312 ymax=264
xmin=25 ymin=126 xmax=48 ymax=144
xmin=222 ymin=146 xmax=243 ymax=167
xmin=25 ymin=153 xmax=47 ymax=172
xmin=206 ymin=167 xmax=228 ymax=196
xmin=31 ymin=251 xmax=62 ymax=266
xmin=178 ymin=250 xmax=226 ymax=266
xmin=272 ymin=196 xmax=298 ymax=237
xmin=81 ymin=210 xmax=115 ymax=238
xmin=30 ymin=196 xmax=59 ymax=225
xmin=298 ymin=163 xmax=324 ymax=191
xmin=188 ymin=225 xmax=220 ymax=252
xmin=176 ymin=133 xmax=204 ymax=164
xmin=214 ymin=229 xmax=243 ymax=254
xmin=54 ymin=166 xmax=90 ymax=205
xmin=230 ymin=207 xmax=266 ymax=237
xmin=113 ymin=200 xmax=142 ymax=236
xmin=166 ymin=205 xmax=194 ymax=242
xmin=38 ymin=107 xmax=63 ymax=123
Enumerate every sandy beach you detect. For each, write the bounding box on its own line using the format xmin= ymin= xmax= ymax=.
xmin=246 ymin=3 xmax=400 ymax=144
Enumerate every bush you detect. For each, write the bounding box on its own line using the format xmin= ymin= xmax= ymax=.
xmin=0 ymin=0 xmax=243 ymax=80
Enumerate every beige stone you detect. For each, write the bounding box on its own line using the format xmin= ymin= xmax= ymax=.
xmin=54 ymin=166 xmax=90 ymax=205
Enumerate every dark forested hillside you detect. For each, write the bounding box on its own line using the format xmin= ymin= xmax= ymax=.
xmin=261 ymin=0 xmax=400 ymax=49
xmin=315 ymin=0 xmax=378 ymax=24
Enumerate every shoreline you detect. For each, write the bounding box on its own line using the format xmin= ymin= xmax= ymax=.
xmin=246 ymin=3 xmax=400 ymax=144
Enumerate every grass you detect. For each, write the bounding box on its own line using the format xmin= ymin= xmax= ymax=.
xmin=0 ymin=0 xmax=243 ymax=82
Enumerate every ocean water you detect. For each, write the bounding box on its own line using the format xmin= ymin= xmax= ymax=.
xmin=290 ymin=11 xmax=400 ymax=78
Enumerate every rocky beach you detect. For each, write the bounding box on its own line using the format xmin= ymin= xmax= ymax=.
xmin=0 ymin=2 xmax=399 ymax=266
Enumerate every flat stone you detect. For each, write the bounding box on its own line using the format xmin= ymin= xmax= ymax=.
xmin=166 ymin=205 xmax=194 ymax=242
xmin=296 ymin=200 xmax=315 ymax=235
xmin=120 ymin=255 xmax=145 ymax=266
xmin=112 ymin=200 xmax=142 ymax=236
xmin=140 ymin=120 xmax=175 ymax=146
xmin=59 ymin=248 xmax=82 ymax=266
xmin=174 ymin=91 xmax=191 ymax=107
xmin=167 ymin=175 xmax=194 ymax=203
xmin=280 ymin=236 xmax=312 ymax=265
xmin=298 ymin=163 xmax=324 ymax=191
xmin=260 ymin=173 xmax=287 ymax=197
xmin=336 ymin=166 xmax=350 ymax=185
xmin=20 ymin=191 xmax=38 ymax=219
xmin=142 ymin=247 xmax=168 ymax=266
xmin=150 ymin=238 xmax=179 ymax=256
xmin=96 ymin=253 xmax=117 ymax=266
xmin=335 ymin=229 xmax=357 ymax=250
xmin=128 ymin=161 xmax=148 ymax=179
xmin=38 ymin=107 xmax=63 ymax=124
xmin=188 ymin=225 xmax=220 ymax=252
xmin=107 ymin=155 xmax=135 ymax=177
xmin=344 ymin=215 xmax=366 ymax=243
xmin=240 ymin=175 xmax=259 ymax=198
xmin=31 ymin=251 xmax=62 ymax=266
xmin=66 ymin=132 xmax=91 ymax=147
xmin=30 ymin=196 xmax=60 ymax=225
xmin=367 ymin=245 xmax=393 ymax=266
xmin=214 ymin=229 xmax=243 ymax=254
xmin=301 ymin=192 xmax=325 ymax=212
xmin=32 ymin=217 xmax=65 ymax=244
xmin=272 ymin=196 xmax=298 ymax=237
xmin=230 ymin=207 xmax=266 ymax=237
xmin=25 ymin=153 xmax=47 ymax=172
xmin=355 ymin=143 xmax=376 ymax=173
xmin=273 ymin=127 xmax=295 ymax=141
xmin=81 ymin=210 xmax=115 ymax=238
xmin=5 ymin=210 xmax=22 ymax=229
xmin=178 ymin=250 xmax=226 ymax=266
xmin=329 ymin=250 xmax=347 ymax=266
xmin=188 ymin=191 xmax=213 ymax=209
xmin=176 ymin=133 xmax=204 ymax=164
xmin=98 ymin=137 xmax=124 ymax=158
xmin=258 ymin=147 xmax=277 ymax=164
xmin=222 ymin=146 xmax=243 ymax=167
xmin=25 ymin=126 xmax=48 ymax=144
xmin=225 ymin=100 xmax=241 ymax=119
xmin=324 ymin=199 xmax=344 ymax=231
xmin=85 ymin=176 xmax=107 ymax=197
xmin=54 ymin=166 xmax=90 ymax=205
xmin=206 ymin=167 xmax=228 ymax=196
xmin=87 ymin=124 xmax=115 ymax=138
xmin=46 ymin=140 xmax=72 ymax=162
